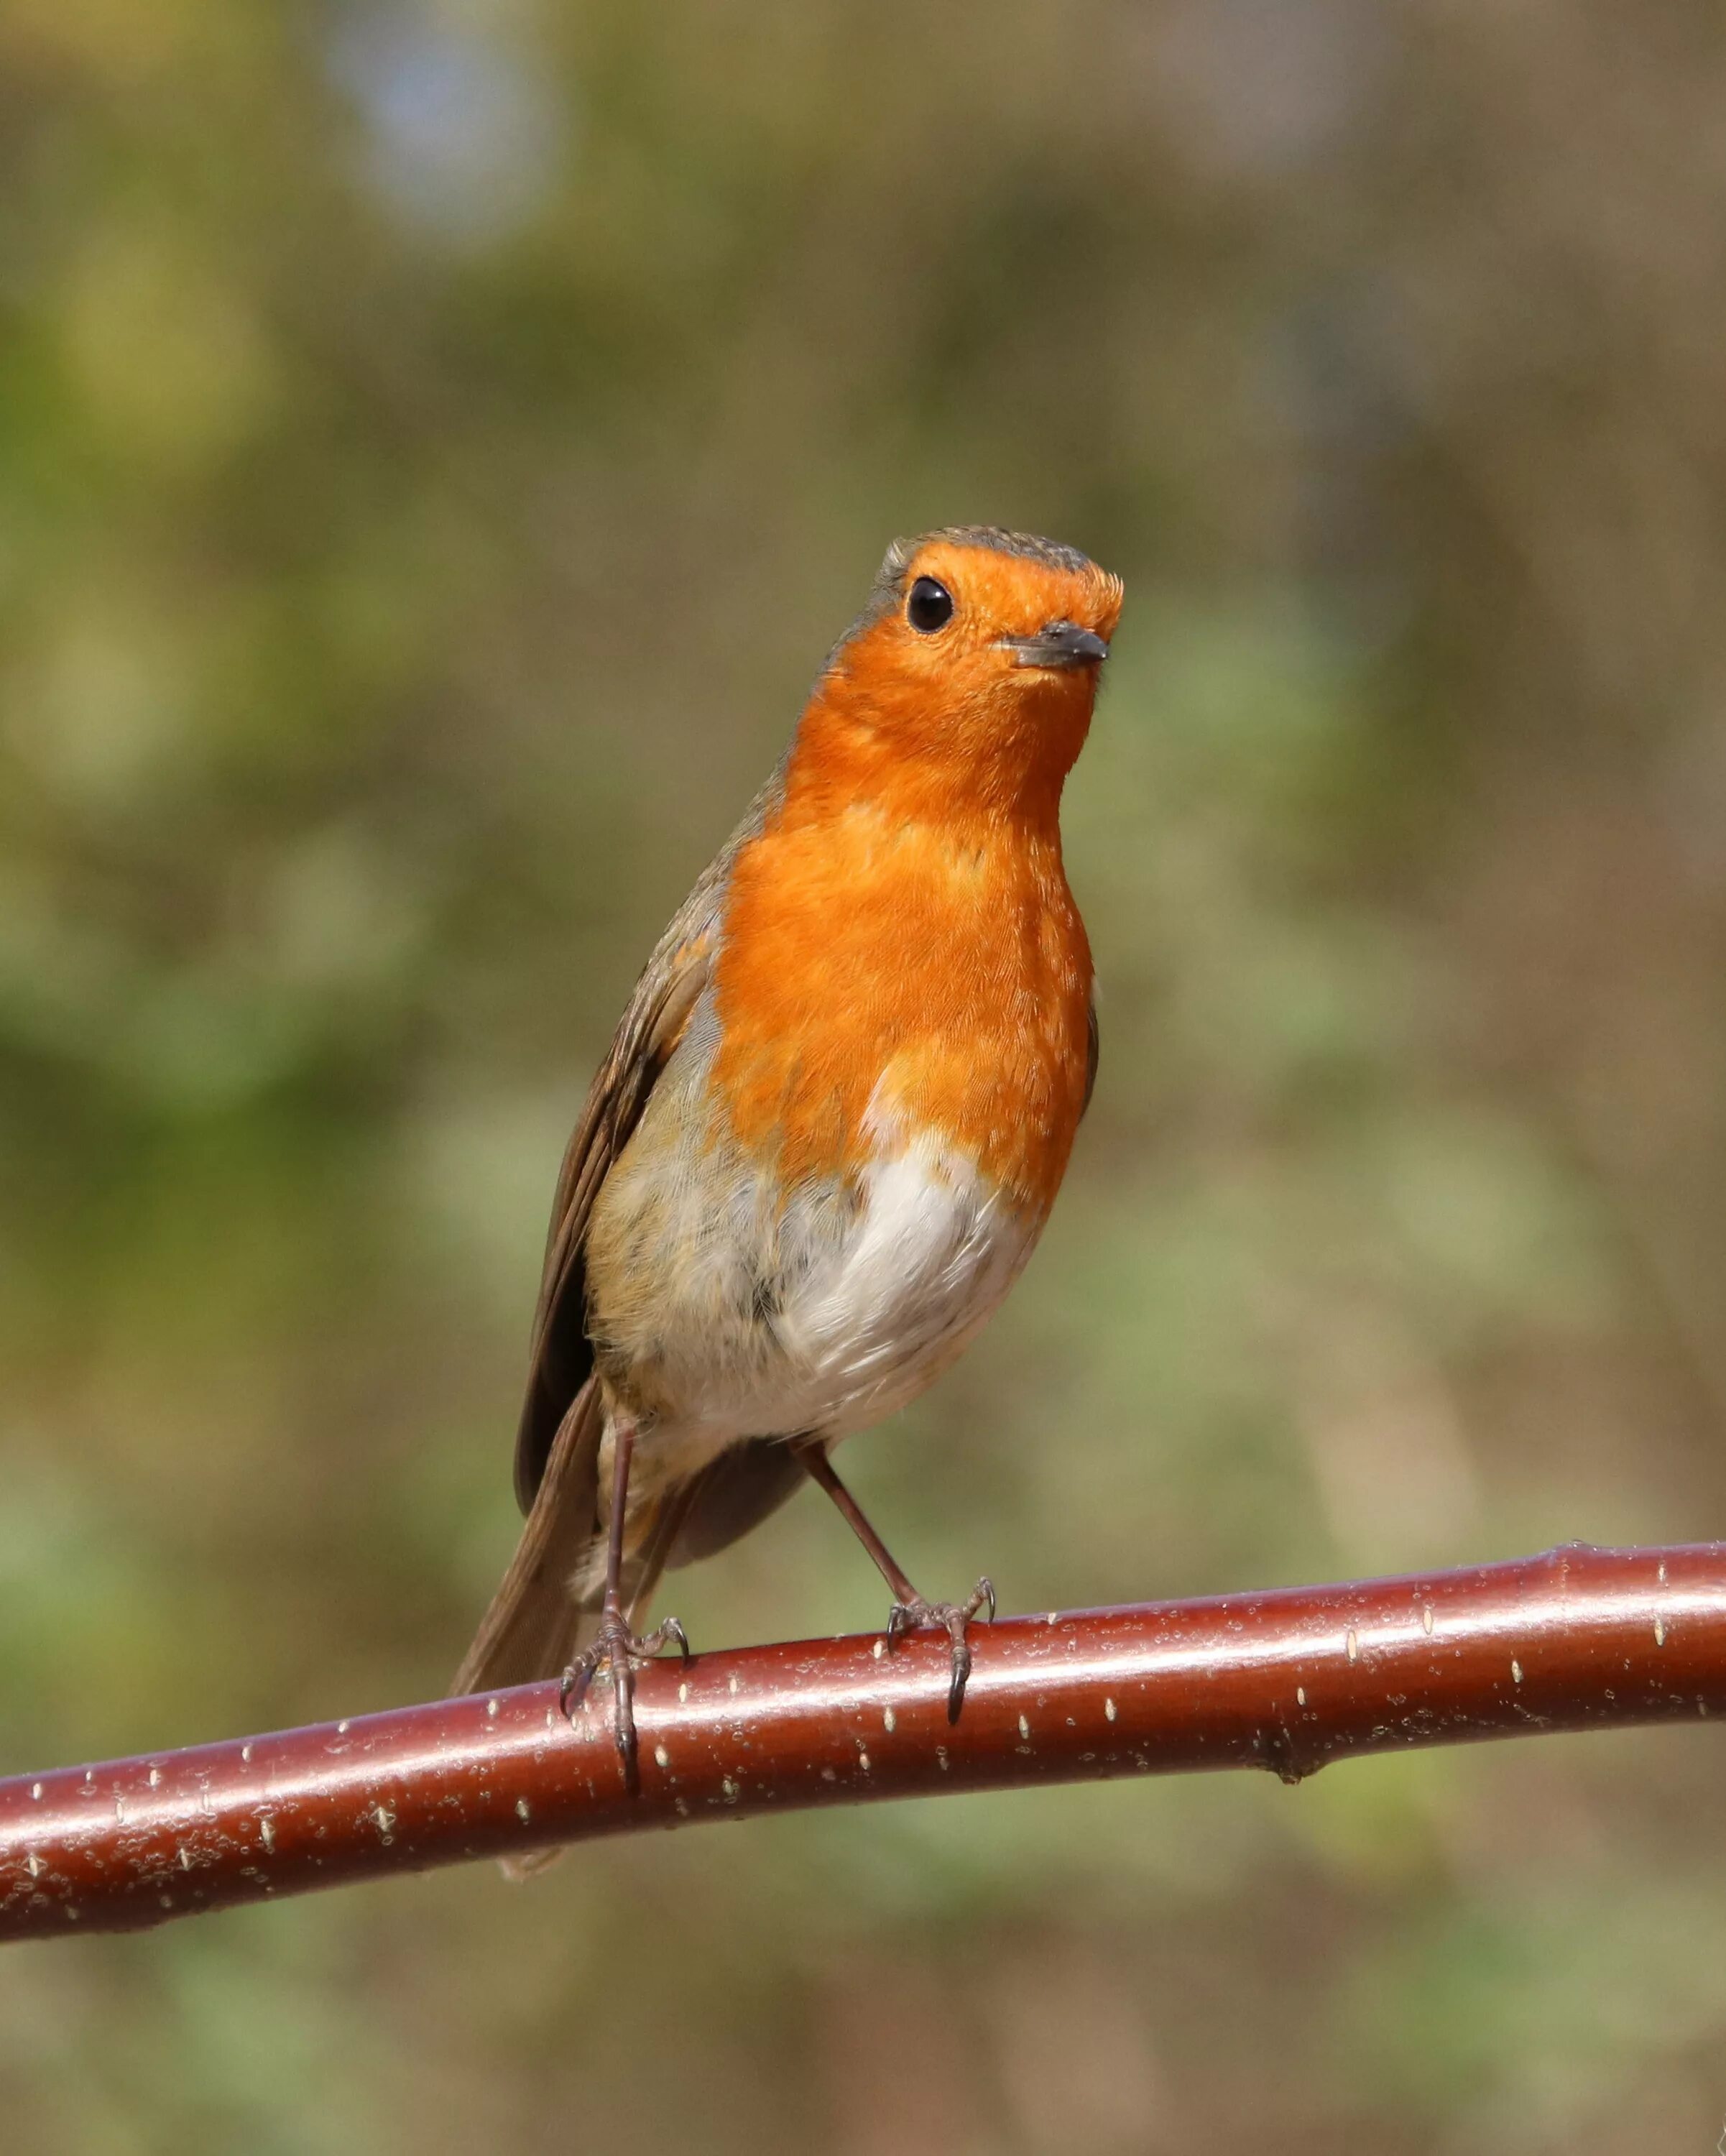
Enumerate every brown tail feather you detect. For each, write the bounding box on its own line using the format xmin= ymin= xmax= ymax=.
xmin=451 ymin=1383 xmax=707 ymax=1881
xmin=450 ymin=1383 xmax=608 ymax=1699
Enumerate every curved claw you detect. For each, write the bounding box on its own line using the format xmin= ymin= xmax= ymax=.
xmin=885 ymin=1576 xmax=997 ymax=1723
xmin=558 ymin=1657 xmax=597 ymax=1719
xmin=556 ymin=1610 xmax=692 ymax=1784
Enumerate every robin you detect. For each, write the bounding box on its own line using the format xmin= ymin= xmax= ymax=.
xmin=453 ymin=526 xmax=1122 ymax=1774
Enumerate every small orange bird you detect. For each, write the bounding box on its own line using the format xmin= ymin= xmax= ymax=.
xmin=453 ymin=527 xmax=1123 ymax=1766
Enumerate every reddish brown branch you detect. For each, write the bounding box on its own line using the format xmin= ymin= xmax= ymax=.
xmin=4 ymin=1541 xmax=1722 ymax=1943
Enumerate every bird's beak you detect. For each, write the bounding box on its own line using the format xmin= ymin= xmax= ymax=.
xmin=1002 ymin=620 xmax=1110 ymax=671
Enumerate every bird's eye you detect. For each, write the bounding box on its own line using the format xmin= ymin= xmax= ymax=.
xmin=906 ymin=576 xmax=954 ymax=633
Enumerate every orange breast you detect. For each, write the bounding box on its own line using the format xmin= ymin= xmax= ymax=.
xmin=709 ymin=768 xmax=1092 ymax=1216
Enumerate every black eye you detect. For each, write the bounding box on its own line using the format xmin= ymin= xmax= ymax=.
xmin=906 ymin=576 xmax=954 ymax=633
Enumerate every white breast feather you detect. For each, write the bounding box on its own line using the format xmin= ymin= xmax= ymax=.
xmin=766 ymin=1110 xmax=1036 ymax=1438
xmin=600 ymin=1064 xmax=1044 ymax=1489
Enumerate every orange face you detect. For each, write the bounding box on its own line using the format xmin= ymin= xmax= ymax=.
xmin=808 ymin=529 xmax=1125 ymax=821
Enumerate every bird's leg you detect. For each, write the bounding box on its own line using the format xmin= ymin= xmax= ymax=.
xmin=794 ymin=1439 xmax=994 ymax=1723
xmin=558 ymin=1412 xmax=689 ymax=1782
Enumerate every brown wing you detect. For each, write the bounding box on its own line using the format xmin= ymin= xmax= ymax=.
xmin=510 ymin=761 xmax=788 ymax=1511
xmin=511 ymin=921 xmax=711 ymax=1508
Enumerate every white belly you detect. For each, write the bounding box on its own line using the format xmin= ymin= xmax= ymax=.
xmin=766 ymin=1123 xmax=1036 ymax=1439
xmin=594 ymin=1107 xmax=1041 ymax=1494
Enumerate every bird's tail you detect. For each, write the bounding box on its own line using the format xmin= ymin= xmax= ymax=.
xmin=449 ymin=1382 xmax=697 ymax=1880
xmin=449 ymin=1381 xmax=609 ymax=1701
xmin=449 ymin=1383 xmax=705 ymax=1700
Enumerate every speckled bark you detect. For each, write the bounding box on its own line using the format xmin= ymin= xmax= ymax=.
xmin=4 ymin=1542 xmax=1722 ymax=1941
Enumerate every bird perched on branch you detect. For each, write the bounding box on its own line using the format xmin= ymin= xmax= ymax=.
xmin=453 ymin=526 xmax=1122 ymax=1777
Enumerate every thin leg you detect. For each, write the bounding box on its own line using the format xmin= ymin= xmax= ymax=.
xmin=797 ymin=1441 xmax=920 ymax=1603
xmin=794 ymin=1439 xmax=994 ymax=1723
xmin=600 ymin=1411 xmax=636 ymax=1622
xmin=559 ymin=1414 xmax=690 ymax=1782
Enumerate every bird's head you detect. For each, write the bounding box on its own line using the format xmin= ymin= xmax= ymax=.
xmin=806 ymin=527 xmax=1124 ymax=819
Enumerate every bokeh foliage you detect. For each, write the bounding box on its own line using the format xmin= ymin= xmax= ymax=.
xmin=4 ymin=3 xmax=1726 ymax=2150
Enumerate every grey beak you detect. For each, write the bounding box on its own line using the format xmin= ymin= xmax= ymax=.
xmin=1004 ymin=620 xmax=1110 ymax=670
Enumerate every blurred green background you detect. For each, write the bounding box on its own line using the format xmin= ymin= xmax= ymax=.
xmin=4 ymin=3 xmax=1726 ymax=2150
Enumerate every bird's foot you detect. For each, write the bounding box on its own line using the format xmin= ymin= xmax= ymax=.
xmin=886 ymin=1576 xmax=995 ymax=1723
xmin=558 ymin=1610 xmax=691 ymax=1781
